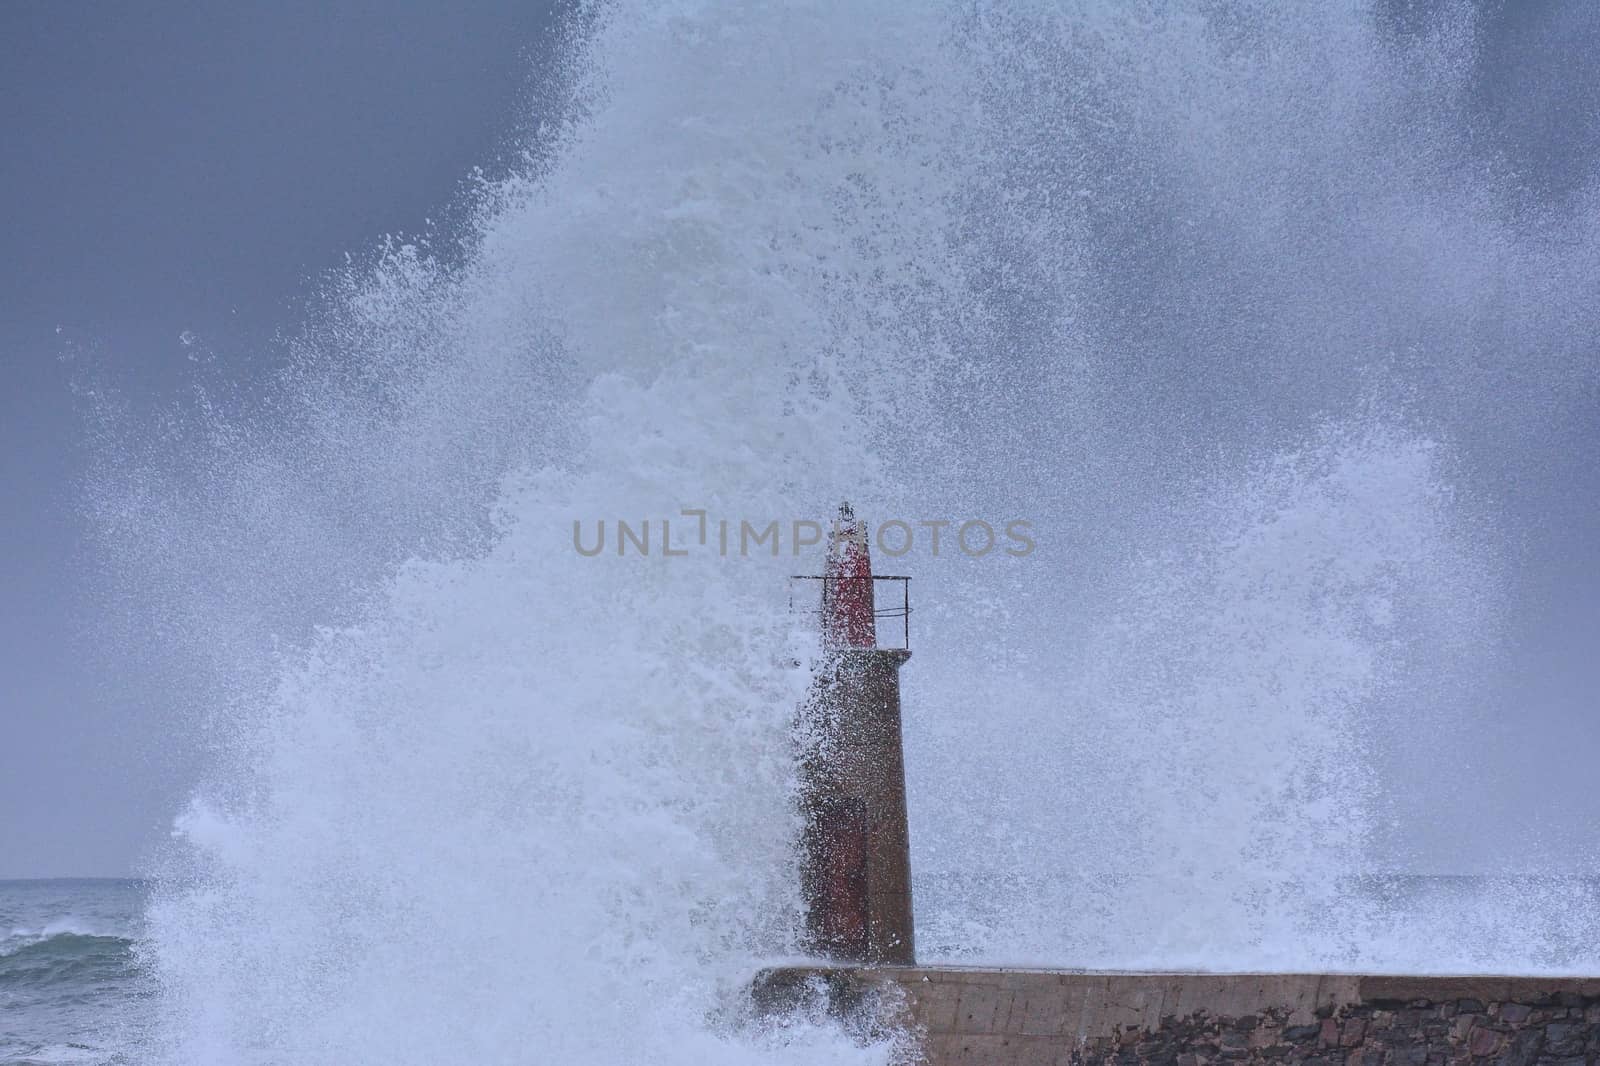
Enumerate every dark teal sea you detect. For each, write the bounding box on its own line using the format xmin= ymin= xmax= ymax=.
xmin=0 ymin=880 xmax=150 ymax=1066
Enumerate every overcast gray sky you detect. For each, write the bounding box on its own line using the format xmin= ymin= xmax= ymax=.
xmin=1 ymin=2 xmax=556 ymax=877
xmin=3 ymin=3 xmax=1599 ymax=879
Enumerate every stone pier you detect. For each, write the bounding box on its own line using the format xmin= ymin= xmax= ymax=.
xmin=753 ymin=966 xmax=1600 ymax=1066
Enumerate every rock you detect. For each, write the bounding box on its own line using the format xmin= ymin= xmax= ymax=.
xmin=1501 ymin=1028 xmax=1542 ymax=1066
xmin=1497 ymin=1004 xmax=1531 ymax=1024
xmin=1543 ymin=1022 xmax=1583 ymax=1056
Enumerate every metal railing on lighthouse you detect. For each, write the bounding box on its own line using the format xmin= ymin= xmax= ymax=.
xmin=788 ymin=574 xmax=912 ymax=651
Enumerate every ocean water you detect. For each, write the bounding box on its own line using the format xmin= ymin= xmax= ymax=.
xmin=8 ymin=876 xmax=1600 ymax=1064
xmin=63 ymin=1 xmax=1600 ymax=1064
xmin=0 ymin=881 xmax=149 ymax=1066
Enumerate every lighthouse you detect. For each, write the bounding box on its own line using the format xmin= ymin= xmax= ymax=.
xmin=795 ymin=504 xmax=915 ymax=965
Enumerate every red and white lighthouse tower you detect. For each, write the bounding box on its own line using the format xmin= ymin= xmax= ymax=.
xmin=796 ymin=503 xmax=916 ymax=965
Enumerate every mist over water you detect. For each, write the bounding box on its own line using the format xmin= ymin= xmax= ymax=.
xmin=85 ymin=2 xmax=1600 ymax=1062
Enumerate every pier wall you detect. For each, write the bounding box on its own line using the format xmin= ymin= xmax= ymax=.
xmin=753 ymin=967 xmax=1600 ymax=1066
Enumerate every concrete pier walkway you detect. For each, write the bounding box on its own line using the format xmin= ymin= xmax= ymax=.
xmin=754 ymin=966 xmax=1600 ymax=1065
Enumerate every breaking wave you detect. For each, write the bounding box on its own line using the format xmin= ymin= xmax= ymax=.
xmin=82 ymin=2 xmax=1600 ymax=1063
